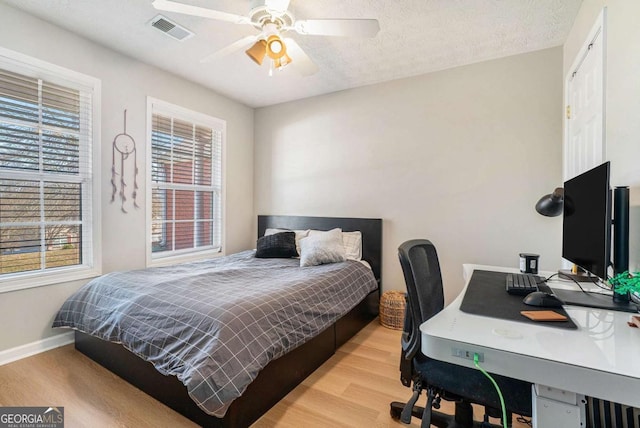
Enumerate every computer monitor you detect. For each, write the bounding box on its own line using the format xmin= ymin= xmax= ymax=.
xmin=562 ymin=161 xmax=611 ymax=281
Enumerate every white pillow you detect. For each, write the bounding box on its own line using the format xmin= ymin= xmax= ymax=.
xmin=299 ymin=228 xmax=346 ymax=267
xmin=342 ymin=231 xmax=362 ymax=261
xmin=308 ymin=229 xmax=362 ymax=261
xmin=265 ymin=228 xmax=309 ymax=255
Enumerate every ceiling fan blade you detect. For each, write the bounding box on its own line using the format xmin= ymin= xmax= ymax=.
xmin=152 ymin=0 xmax=250 ymax=25
xmin=200 ymin=35 xmax=258 ymax=63
xmin=294 ymin=19 xmax=380 ymax=37
xmin=284 ymin=38 xmax=318 ymax=76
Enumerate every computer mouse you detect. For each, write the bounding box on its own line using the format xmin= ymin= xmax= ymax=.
xmin=523 ymin=291 xmax=564 ymax=308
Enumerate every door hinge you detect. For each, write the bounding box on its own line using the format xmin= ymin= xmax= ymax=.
xmin=566 ymin=105 xmax=571 ymax=119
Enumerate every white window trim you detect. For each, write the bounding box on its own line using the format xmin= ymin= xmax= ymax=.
xmin=145 ymin=97 xmax=226 ymax=267
xmin=0 ymin=47 xmax=102 ymax=293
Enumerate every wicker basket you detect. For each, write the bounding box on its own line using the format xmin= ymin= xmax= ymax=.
xmin=379 ymin=290 xmax=406 ymax=330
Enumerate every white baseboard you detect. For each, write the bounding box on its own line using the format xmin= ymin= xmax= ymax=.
xmin=0 ymin=332 xmax=75 ymax=366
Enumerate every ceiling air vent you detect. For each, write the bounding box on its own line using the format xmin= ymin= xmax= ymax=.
xmin=150 ymin=15 xmax=194 ymax=41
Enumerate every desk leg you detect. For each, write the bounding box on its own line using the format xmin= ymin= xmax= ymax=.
xmin=532 ymin=384 xmax=586 ymax=428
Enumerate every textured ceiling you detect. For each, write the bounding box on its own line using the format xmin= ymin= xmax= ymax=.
xmin=2 ymin=0 xmax=582 ymax=107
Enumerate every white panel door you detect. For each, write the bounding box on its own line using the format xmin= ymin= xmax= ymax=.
xmin=564 ymin=10 xmax=606 ymax=180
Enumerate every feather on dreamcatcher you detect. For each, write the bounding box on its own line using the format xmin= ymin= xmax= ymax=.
xmin=110 ymin=110 xmax=139 ymax=213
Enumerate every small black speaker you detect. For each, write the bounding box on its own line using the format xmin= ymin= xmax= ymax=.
xmin=613 ymin=186 xmax=630 ymax=275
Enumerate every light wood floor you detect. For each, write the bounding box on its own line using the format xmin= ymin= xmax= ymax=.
xmin=0 ymin=321 xmax=531 ymax=427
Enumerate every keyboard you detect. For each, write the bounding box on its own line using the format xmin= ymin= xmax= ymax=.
xmin=505 ymin=273 xmax=545 ymax=295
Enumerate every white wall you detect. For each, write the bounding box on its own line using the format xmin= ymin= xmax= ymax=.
xmin=564 ymin=0 xmax=640 ymax=271
xmin=0 ymin=3 xmax=254 ymax=352
xmin=254 ymin=47 xmax=564 ymax=302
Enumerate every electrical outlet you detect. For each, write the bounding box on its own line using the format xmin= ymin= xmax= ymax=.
xmin=451 ymin=348 xmax=484 ymax=362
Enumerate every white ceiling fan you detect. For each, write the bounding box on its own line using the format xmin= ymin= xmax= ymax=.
xmin=152 ymin=0 xmax=380 ymax=76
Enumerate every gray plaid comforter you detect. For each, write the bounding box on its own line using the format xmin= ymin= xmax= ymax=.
xmin=52 ymin=250 xmax=377 ymax=417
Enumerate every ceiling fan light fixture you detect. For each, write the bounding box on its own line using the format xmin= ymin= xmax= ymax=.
xmin=275 ymin=53 xmax=292 ymax=70
xmin=245 ymin=39 xmax=267 ymax=65
xmin=266 ymin=35 xmax=286 ymax=59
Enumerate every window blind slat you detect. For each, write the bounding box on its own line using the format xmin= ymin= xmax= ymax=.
xmin=44 ymin=182 xmax=81 ymax=221
xmin=0 ymin=70 xmax=38 ymax=105
xmin=42 ymin=131 xmax=80 ymax=174
xmin=0 ymin=102 xmax=39 ymax=124
xmin=43 ymin=88 xmax=89 ymax=134
xmin=0 ymin=180 xmax=40 ymax=223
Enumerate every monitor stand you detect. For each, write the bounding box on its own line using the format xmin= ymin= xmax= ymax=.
xmin=551 ymin=288 xmax=639 ymax=313
xmin=557 ymin=269 xmax=599 ymax=283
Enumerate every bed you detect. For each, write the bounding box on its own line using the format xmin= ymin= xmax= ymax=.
xmin=55 ymin=215 xmax=382 ymax=427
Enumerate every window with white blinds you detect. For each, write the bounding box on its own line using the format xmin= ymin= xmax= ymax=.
xmin=0 ymin=52 xmax=99 ymax=287
xmin=148 ymin=99 xmax=224 ymax=260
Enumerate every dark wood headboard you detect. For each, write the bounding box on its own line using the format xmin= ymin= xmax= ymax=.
xmin=257 ymin=215 xmax=383 ymax=286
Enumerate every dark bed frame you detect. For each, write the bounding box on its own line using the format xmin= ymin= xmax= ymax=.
xmin=74 ymin=215 xmax=382 ymax=427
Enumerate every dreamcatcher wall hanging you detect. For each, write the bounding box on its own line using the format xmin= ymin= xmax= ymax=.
xmin=110 ymin=110 xmax=139 ymax=213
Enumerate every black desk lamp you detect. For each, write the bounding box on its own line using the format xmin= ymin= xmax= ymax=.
xmin=535 ymin=188 xmax=564 ymax=217
xmin=536 ymin=187 xmax=597 ymax=283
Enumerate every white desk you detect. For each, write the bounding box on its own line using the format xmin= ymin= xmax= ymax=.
xmin=420 ymin=265 xmax=640 ymax=427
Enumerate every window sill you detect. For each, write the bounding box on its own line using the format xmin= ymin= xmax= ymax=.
xmin=148 ymin=249 xmax=224 ymax=268
xmin=0 ymin=266 xmax=102 ymax=294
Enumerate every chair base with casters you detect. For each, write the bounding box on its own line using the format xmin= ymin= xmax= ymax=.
xmin=389 ymin=358 xmax=531 ymax=428
xmin=390 ymin=380 xmax=526 ymax=428
xmin=390 ymin=397 xmax=481 ymax=428
xmin=390 ymin=239 xmax=531 ymax=428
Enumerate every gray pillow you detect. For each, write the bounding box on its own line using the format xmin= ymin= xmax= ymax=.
xmin=299 ymin=228 xmax=347 ymax=267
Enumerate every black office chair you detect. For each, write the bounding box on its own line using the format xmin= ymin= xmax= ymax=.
xmin=390 ymin=239 xmax=532 ymax=428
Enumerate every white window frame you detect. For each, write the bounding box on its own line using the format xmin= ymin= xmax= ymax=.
xmin=146 ymin=97 xmax=226 ymax=266
xmin=0 ymin=47 xmax=102 ymax=293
